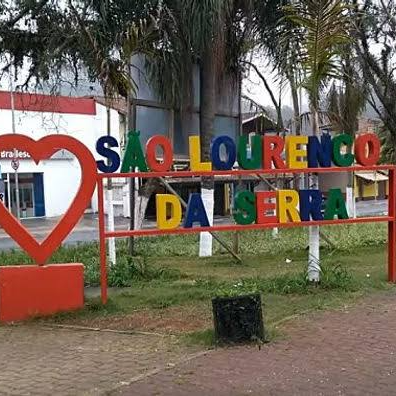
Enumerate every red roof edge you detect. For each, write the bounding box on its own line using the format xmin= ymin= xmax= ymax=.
xmin=0 ymin=91 xmax=96 ymax=115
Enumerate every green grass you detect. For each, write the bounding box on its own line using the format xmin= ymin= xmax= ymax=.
xmin=0 ymin=223 xmax=388 ymax=286
xmin=42 ymin=244 xmax=393 ymax=339
xmin=113 ymin=245 xmax=390 ymax=306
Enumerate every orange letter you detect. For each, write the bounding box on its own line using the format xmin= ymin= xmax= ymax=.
xmin=146 ymin=135 xmax=173 ymax=172
xmin=256 ymin=191 xmax=278 ymax=224
xmin=355 ymin=133 xmax=381 ymax=166
xmin=263 ymin=136 xmax=286 ymax=169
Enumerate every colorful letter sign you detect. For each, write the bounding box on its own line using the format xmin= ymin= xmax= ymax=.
xmin=0 ymin=131 xmax=392 ymax=321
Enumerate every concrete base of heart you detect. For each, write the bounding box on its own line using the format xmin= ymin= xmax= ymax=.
xmin=0 ymin=264 xmax=84 ymax=322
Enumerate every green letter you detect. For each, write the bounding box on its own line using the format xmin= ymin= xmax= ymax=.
xmin=237 ymin=135 xmax=262 ymax=170
xmin=332 ymin=134 xmax=354 ymax=167
xmin=121 ymin=131 xmax=148 ymax=172
xmin=324 ymin=188 xmax=349 ymax=220
xmin=233 ymin=190 xmax=256 ymax=225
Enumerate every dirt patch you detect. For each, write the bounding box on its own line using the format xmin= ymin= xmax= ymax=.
xmin=59 ymin=304 xmax=212 ymax=334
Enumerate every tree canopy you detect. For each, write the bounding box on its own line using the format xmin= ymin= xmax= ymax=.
xmin=0 ymin=1 xmax=160 ymax=95
xmin=2 ymin=0 xmax=396 ymax=157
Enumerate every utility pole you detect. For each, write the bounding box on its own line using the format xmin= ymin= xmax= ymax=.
xmin=106 ymin=104 xmax=116 ymax=265
xmin=126 ymin=64 xmax=136 ymax=255
xmin=10 ymin=64 xmax=20 ymax=220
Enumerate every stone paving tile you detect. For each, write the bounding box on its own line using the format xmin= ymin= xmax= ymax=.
xmin=114 ymin=292 xmax=396 ymax=396
xmin=0 ymin=325 xmax=197 ymax=396
xmin=3 ymin=292 xmax=396 ymax=395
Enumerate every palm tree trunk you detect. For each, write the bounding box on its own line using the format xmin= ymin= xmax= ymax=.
xmin=290 ymin=77 xmax=301 ymax=136
xmin=135 ymin=178 xmax=161 ymax=229
xmin=199 ymin=46 xmax=216 ymax=257
xmin=344 ymin=52 xmax=356 ymax=218
xmin=106 ymin=104 xmax=116 ymax=265
xmin=289 ymin=73 xmax=304 ymax=190
xmin=308 ymin=107 xmax=320 ymax=282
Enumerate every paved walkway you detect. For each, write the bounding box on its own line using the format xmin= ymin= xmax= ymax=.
xmin=0 ymin=325 xmax=201 ymax=396
xmin=1 ymin=292 xmax=396 ymax=395
xmin=114 ymin=292 xmax=396 ymax=396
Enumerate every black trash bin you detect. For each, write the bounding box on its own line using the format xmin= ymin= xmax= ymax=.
xmin=212 ymin=293 xmax=264 ymax=345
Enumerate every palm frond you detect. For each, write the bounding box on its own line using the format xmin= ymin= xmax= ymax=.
xmin=379 ymin=125 xmax=396 ymax=164
xmin=146 ymin=0 xmax=253 ymax=109
xmin=285 ymin=0 xmax=351 ymax=111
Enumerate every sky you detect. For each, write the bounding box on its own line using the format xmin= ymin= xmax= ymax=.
xmin=242 ymin=56 xmax=309 ymax=114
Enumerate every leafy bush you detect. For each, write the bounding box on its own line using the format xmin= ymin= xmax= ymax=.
xmin=319 ymin=263 xmax=355 ymax=291
xmin=107 ymin=255 xmax=182 ymax=287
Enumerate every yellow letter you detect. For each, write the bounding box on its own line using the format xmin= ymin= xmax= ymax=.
xmin=277 ymin=190 xmax=301 ymax=223
xmin=286 ymin=136 xmax=308 ymax=169
xmin=156 ymin=194 xmax=182 ymax=230
xmin=189 ymin=136 xmax=212 ymax=171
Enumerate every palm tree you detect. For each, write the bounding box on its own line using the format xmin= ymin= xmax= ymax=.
xmin=252 ymin=0 xmax=304 ymax=136
xmin=65 ymin=0 xmax=162 ymax=257
xmin=327 ymin=47 xmax=368 ymax=217
xmin=286 ymin=0 xmax=350 ymax=281
xmin=148 ymin=0 xmax=254 ymax=256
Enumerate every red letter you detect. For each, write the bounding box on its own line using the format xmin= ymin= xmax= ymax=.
xmin=256 ymin=191 xmax=278 ymax=224
xmin=263 ymin=136 xmax=286 ymax=169
xmin=146 ymin=135 xmax=173 ymax=172
xmin=355 ymin=133 xmax=380 ymax=166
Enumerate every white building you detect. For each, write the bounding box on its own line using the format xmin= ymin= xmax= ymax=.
xmin=0 ymin=90 xmax=126 ymax=218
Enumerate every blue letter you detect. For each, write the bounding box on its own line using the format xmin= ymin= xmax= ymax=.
xmin=308 ymin=135 xmax=332 ymax=168
xmin=183 ymin=193 xmax=210 ymax=228
xmin=96 ymin=135 xmax=120 ymax=173
xmin=211 ymin=135 xmax=236 ymax=170
xmin=299 ymin=190 xmax=324 ymax=221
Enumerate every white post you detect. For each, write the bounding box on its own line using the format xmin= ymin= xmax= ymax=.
xmin=271 ymin=222 xmax=279 ymax=238
xmin=270 ymin=184 xmax=279 ymax=238
xmin=199 ymin=187 xmax=214 ymax=257
xmin=308 ymin=173 xmax=320 ymax=282
xmin=375 ymin=171 xmax=378 ymax=201
xmin=9 ymin=63 xmax=20 ymax=219
xmin=346 ymin=186 xmax=355 ymax=218
xmin=308 ymin=108 xmax=321 ymax=282
xmin=105 ymin=105 xmax=116 ymax=266
xmin=106 ymin=188 xmax=116 ymax=266
xmin=272 ymin=178 xmax=280 ymax=238
xmin=7 ymin=172 xmax=11 ymax=212
xmin=133 ymin=175 xmax=141 ymax=229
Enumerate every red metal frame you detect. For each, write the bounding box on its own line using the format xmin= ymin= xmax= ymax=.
xmin=97 ymin=165 xmax=396 ymax=304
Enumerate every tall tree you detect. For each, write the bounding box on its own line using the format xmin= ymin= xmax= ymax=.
xmin=287 ymin=0 xmax=350 ymax=282
xmin=252 ymin=0 xmax=306 ymax=198
xmin=327 ymin=45 xmax=367 ymax=216
xmin=252 ymin=0 xmax=303 ymax=136
xmin=353 ymin=0 xmax=396 ymax=163
xmin=148 ymin=0 xmax=254 ymax=257
xmin=1 ymin=0 xmax=164 ymax=259
xmin=1 ymin=0 xmax=159 ymax=94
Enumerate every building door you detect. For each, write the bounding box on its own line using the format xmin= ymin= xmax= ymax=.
xmin=33 ymin=173 xmax=45 ymax=217
xmin=379 ymin=181 xmax=387 ymax=199
xmin=12 ymin=183 xmax=35 ymax=218
xmin=6 ymin=173 xmax=45 ymax=218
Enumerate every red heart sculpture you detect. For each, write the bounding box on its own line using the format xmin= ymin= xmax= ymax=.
xmin=0 ymin=134 xmax=97 ymax=265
